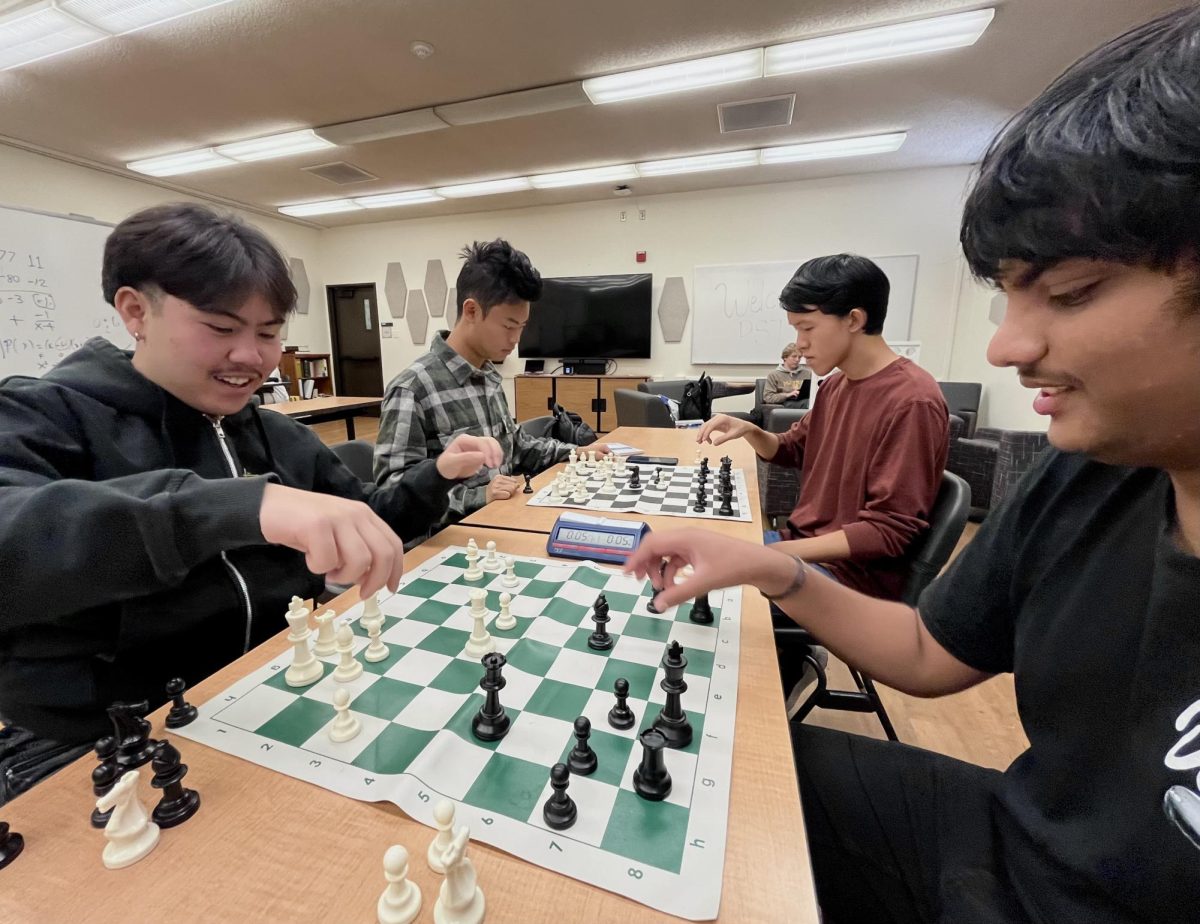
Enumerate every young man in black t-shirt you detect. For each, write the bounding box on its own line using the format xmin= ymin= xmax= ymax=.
xmin=625 ymin=8 xmax=1200 ymax=923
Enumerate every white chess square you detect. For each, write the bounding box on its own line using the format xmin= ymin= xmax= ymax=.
xmin=431 ymin=583 xmax=474 ymax=606
xmin=554 ymin=580 xmax=603 ymax=608
xmin=382 ymin=618 xmax=438 ymax=648
xmin=508 ymin=595 xmax=547 ymax=619
xmin=379 ymin=593 xmax=426 ymax=620
xmin=492 ymin=664 xmax=541 ymax=710
xmin=384 ymin=648 xmax=453 ymax=686
xmin=545 ymin=648 xmax=607 ymax=688
xmin=620 ymin=738 xmax=698 ymax=808
xmin=647 ymin=671 xmax=710 ymax=713
xmin=527 ymin=771 xmax=620 ymax=847
xmin=580 ymin=689 xmax=648 ymax=741
xmin=395 ymin=687 xmax=470 ymax=731
xmin=667 ymin=622 xmax=719 ymax=653
xmin=404 ymin=730 xmax=493 ymax=799
xmin=601 ymin=572 xmax=647 ymax=596
xmin=302 ymin=711 xmax=392 ymax=762
xmin=422 ymin=564 xmax=463 ymax=585
xmin=600 ymin=609 xmax=632 ymax=635
xmin=443 ymin=605 xmax=482 ymax=633
xmin=210 ymin=683 xmax=295 ymax=730
xmin=495 ymin=711 xmax=574 ymax=765
xmin=611 ymin=634 xmax=667 ymax=668
xmin=300 ymin=669 xmax=381 ymax=705
xmin=522 ymin=617 xmax=574 ymax=648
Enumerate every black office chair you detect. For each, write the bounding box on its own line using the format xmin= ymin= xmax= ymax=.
xmin=779 ymin=470 xmax=972 ymax=739
xmin=330 ymin=439 xmax=374 ymax=483
xmin=518 ymin=415 xmax=556 ymax=439
xmin=614 ymin=389 xmax=674 ymax=428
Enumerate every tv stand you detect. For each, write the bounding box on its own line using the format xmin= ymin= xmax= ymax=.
xmin=515 ymin=373 xmax=649 ymax=433
xmin=562 ymin=358 xmax=607 ymax=376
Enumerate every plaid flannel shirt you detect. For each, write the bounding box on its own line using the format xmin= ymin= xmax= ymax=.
xmin=374 ymin=331 xmax=573 ymax=520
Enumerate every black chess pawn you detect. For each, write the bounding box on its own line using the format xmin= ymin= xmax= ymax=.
xmin=692 ymin=486 xmax=707 ymax=512
xmin=150 ymin=741 xmax=201 ymax=829
xmin=108 ymin=700 xmax=157 ymax=771
xmin=165 ymin=677 xmax=198 ymax=729
xmin=607 ymin=678 xmax=636 ymax=730
xmin=588 ymin=593 xmax=614 ymax=651
xmin=653 ymin=641 xmax=693 ymax=749
xmin=718 ymin=488 xmax=734 ymax=518
xmin=522 ymin=473 xmax=534 ymax=494
xmin=472 ymin=652 xmax=512 ymax=741
xmin=543 ymin=763 xmax=577 ymax=830
xmin=90 ymin=735 xmax=121 ymax=829
xmin=0 ymin=821 xmax=23 ymax=870
xmin=632 ymin=728 xmax=672 ymax=801
xmin=567 ymin=716 xmax=598 ymax=775
xmin=688 ymin=593 xmax=714 ymax=625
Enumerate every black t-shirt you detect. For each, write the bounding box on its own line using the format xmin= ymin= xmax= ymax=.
xmin=921 ymin=449 xmax=1200 ymax=924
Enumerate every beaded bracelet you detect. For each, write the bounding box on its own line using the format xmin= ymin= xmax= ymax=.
xmin=762 ymin=554 xmax=808 ymax=601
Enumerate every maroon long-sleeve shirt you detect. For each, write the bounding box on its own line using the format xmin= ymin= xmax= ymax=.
xmin=771 ymin=357 xmax=949 ymax=600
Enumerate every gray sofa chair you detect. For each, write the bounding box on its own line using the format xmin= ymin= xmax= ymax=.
xmin=948 ymin=427 xmax=1050 ymax=516
xmin=614 ymin=389 xmax=675 ymax=428
xmin=938 ymin=382 xmax=982 ymax=437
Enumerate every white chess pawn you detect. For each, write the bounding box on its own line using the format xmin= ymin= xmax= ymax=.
xmin=482 ymin=540 xmax=502 ymax=572
xmin=571 ymin=485 xmax=589 ymax=504
xmin=332 ymin=623 xmax=363 ymax=682
xmin=501 ymin=556 xmax=519 ymax=588
xmin=427 ymin=799 xmax=456 ymax=873
xmin=464 ymin=590 xmax=495 ymax=658
xmin=363 ymin=611 xmax=389 ymax=663
xmin=378 ymin=844 xmax=422 ymax=924
xmin=603 ymin=473 xmax=616 ymax=493
xmin=329 ymin=687 xmax=362 ymax=742
xmin=494 ymin=592 xmax=516 ymax=631
xmin=312 ymin=608 xmax=338 ymax=657
xmin=463 ymin=540 xmax=483 ymax=582
xmin=551 ymin=475 xmax=564 ymax=498
xmin=434 ymin=827 xmax=485 ymax=924
xmin=587 ymin=450 xmax=597 ymax=466
xmin=97 ymin=770 xmax=159 ymax=869
xmin=284 ymin=600 xmax=322 ymax=687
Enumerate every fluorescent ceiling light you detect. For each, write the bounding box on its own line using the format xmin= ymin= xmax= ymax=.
xmin=0 ymin=1 xmax=107 ymax=71
xmin=316 ymin=109 xmax=449 ymax=145
xmin=216 ymin=129 xmax=336 ymax=163
xmin=637 ymin=149 xmax=760 ymax=177
xmin=354 ymin=189 xmax=444 ymax=208
xmin=126 ymin=147 xmax=234 ymax=176
xmin=764 ymin=8 xmax=995 ymax=77
xmin=760 ymin=132 xmax=907 ymax=164
xmin=583 ymin=48 xmax=763 ymax=104
xmin=435 ymin=177 xmax=532 ymax=198
xmin=278 ymin=199 xmax=363 ymax=217
xmin=529 ymin=164 xmax=638 ymax=189
xmin=61 ymin=0 xmax=238 ymax=36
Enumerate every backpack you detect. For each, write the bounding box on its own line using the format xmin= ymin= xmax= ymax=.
xmin=550 ymin=402 xmax=598 ymax=446
xmin=679 ymin=372 xmax=714 ymax=421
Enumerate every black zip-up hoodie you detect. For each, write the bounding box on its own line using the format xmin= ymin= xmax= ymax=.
xmin=0 ymin=338 xmax=454 ymax=745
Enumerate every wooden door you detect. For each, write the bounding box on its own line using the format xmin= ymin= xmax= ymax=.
xmin=327 ymin=284 xmax=384 ymax=399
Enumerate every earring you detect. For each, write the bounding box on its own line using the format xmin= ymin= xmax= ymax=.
xmin=133 ymin=331 xmax=144 ymax=342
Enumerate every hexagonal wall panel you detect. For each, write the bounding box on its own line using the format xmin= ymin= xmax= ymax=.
xmin=989 ymin=292 xmax=1007 ymax=326
xmin=446 ymin=287 xmax=457 ymax=322
xmin=657 ymin=276 xmax=689 ymax=343
xmin=424 ymin=260 xmax=448 ymax=317
xmin=384 ymin=262 xmax=408 ymax=319
xmin=406 ymin=290 xmax=429 ymax=344
xmin=289 ymin=258 xmax=309 ymax=315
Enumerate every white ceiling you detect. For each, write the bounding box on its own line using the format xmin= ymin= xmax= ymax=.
xmin=0 ymin=0 xmax=1178 ymax=227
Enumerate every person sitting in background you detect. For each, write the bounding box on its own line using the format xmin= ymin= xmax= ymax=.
xmin=763 ymin=343 xmax=811 ymax=408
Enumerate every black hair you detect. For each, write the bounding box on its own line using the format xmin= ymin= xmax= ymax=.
xmin=455 ymin=239 xmax=542 ymax=320
xmin=778 ymin=254 xmax=889 ymax=335
xmin=961 ymin=6 xmax=1200 ymax=285
xmin=102 ymin=203 xmax=297 ymax=317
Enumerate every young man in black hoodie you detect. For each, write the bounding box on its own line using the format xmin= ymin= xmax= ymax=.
xmin=0 ymin=203 xmax=500 ymax=803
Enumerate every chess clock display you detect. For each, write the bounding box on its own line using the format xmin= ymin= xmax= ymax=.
xmin=546 ymin=512 xmax=651 ymax=564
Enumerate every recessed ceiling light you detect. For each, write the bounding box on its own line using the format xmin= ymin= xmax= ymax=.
xmin=215 ymin=129 xmax=336 ymax=163
xmin=529 ymin=164 xmax=639 ymax=189
xmin=435 ymin=177 xmax=533 ymax=198
xmin=278 ymin=199 xmax=363 ymax=217
xmin=126 ymin=147 xmax=235 ymax=177
xmin=759 ymin=132 xmax=907 ymax=164
xmin=582 ymin=48 xmax=763 ymax=105
xmin=354 ymin=189 xmax=444 ymax=208
xmin=637 ymin=149 xmax=760 ymax=177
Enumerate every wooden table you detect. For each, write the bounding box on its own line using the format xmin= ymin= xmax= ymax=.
xmin=261 ymin=395 xmax=382 ymax=439
xmin=461 ymin=427 xmax=763 ymax=538
xmin=0 ymin=526 xmax=816 ymax=923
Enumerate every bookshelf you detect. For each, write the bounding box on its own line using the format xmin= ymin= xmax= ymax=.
xmin=279 ymin=352 xmax=333 ymax=399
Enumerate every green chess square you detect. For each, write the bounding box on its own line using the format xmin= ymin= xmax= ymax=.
xmin=541 ymin=597 xmax=589 ymax=626
xmin=444 ymin=694 xmax=519 ymax=751
xmin=400 ymin=577 xmax=446 ymax=599
xmin=361 ymin=644 xmax=411 ymax=675
xmin=490 ymin=616 xmax=533 ymax=639
xmin=564 ymin=627 xmax=617 ymax=657
xmin=523 ymin=678 xmax=592 ymax=721
xmin=352 ymin=724 xmax=436 ymax=775
xmin=599 ymin=590 xmax=639 ymax=613
xmin=597 ymin=658 xmax=659 ymax=701
xmin=674 ymin=601 xmax=722 ymax=624
xmin=622 ymin=614 xmax=674 ymax=643
xmin=405 ymin=600 xmax=461 ymax=625
xmin=254 ymin=696 xmax=334 ymax=747
xmin=443 ymin=552 xmax=469 ymax=569
xmin=415 ymin=626 xmax=472 ymax=657
xmin=557 ymin=727 xmax=635 ymax=787
xmin=601 ymin=789 xmax=690 ymax=873
xmin=430 ymin=658 xmax=485 ymax=695
xmin=514 ymin=560 xmax=543 ymax=578
xmin=520 ymin=579 xmax=560 ymax=599
xmin=570 ymin=567 xmax=611 ymax=590
xmin=683 ymin=647 xmax=715 ymax=679
xmin=350 ymin=615 xmax=401 ymax=637
xmin=504 ymin=639 xmax=560 ymax=677
xmin=351 ymin=676 xmax=424 ymax=720
xmin=263 ymin=660 xmax=332 ymax=692
xmin=464 ymin=752 xmax=548 ymax=821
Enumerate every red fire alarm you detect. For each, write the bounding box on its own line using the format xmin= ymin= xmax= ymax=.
xmin=635 ymin=251 xmax=647 ymax=263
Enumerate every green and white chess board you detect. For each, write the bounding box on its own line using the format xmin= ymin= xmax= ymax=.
xmin=175 ymin=546 xmax=742 ymax=920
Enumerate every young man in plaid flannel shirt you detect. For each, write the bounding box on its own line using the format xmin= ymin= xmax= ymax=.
xmin=374 ymin=239 xmax=609 ymax=528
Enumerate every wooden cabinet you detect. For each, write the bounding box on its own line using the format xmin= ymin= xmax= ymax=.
xmin=514 ymin=374 xmax=649 ymax=433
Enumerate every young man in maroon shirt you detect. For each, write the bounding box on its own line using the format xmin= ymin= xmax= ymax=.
xmin=697 ymin=253 xmax=949 ymax=601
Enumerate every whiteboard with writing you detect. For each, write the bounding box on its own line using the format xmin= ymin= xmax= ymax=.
xmin=690 ymin=256 xmax=918 ymax=364
xmin=0 ymin=204 xmax=128 ymax=380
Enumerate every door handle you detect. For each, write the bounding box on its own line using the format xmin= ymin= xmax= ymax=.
xmin=364 ymin=299 xmax=373 ymax=331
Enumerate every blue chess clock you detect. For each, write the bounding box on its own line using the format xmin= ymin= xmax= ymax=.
xmin=547 ymin=512 xmax=651 ymax=564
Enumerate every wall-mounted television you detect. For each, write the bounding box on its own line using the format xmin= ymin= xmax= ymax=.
xmin=519 ymin=273 xmax=652 ymax=360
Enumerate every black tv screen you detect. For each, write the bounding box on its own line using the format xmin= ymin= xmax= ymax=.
xmin=520 ymin=273 xmax=652 ymax=359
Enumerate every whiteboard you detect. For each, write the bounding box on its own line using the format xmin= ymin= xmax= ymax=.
xmin=0 ymin=204 xmax=129 ymax=380
xmin=690 ymin=255 xmax=918 ymax=364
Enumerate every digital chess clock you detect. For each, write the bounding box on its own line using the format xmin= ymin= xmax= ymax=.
xmin=547 ymin=512 xmax=651 ymax=564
